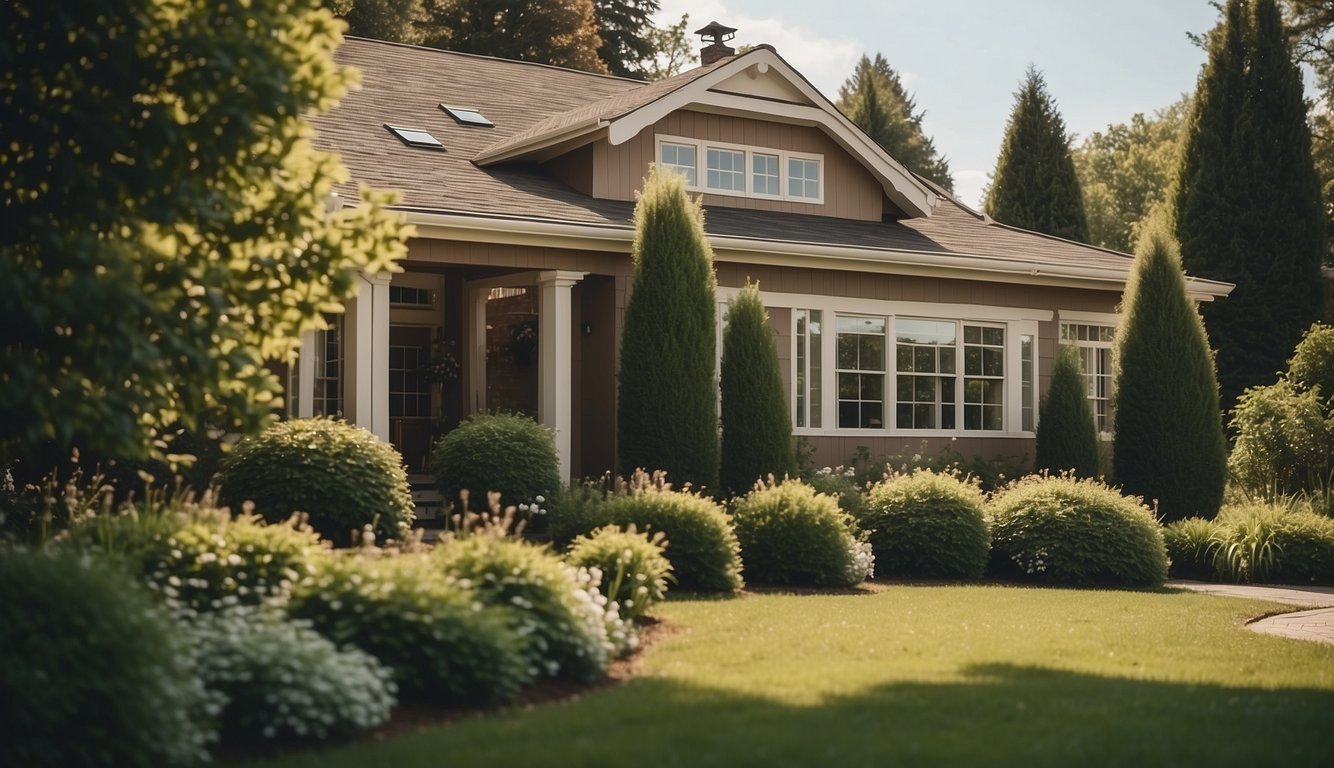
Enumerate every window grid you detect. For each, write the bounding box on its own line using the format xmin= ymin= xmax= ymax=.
xmin=963 ymin=325 xmax=1005 ymax=431
xmin=389 ymin=285 xmax=434 ymax=307
xmin=1021 ymin=334 xmax=1035 ymax=432
xmin=706 ymin=147 xmax=745 ymax=192
xmin=836 ymin=315 xmax=886 ymax=429
xmin=656 ymin=136 xmax=822 ymax=203
xmin=788 ymin=157 xmax=821 ymax=199
xmin=1060 ymin=323 xmax=1116 ymax=433
xmin=895 ymin=319 xmax=957 ymax=430
xmin=752 ymin=153 xmax=780 ymax=197
xmin=313 ymin=315 xmax=343 ymax=417
xmin=659 ymin=142 xmax=697 ymax=187
xmin=795 ymin=309 xmax=823 ymax=429
xmin=389 ymin=344 xmax=431 ymax=419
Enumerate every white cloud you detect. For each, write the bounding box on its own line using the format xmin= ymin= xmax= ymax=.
xmin=953 ymin=169 xmax=989 ymax=211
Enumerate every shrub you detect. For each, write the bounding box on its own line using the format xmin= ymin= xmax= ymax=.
xmin=430 ymin=412 xmax=560 ymax=516
xmin=189 ymin=606 xmax=395 ymax=746
xmin=290 ymin=552 xmax=532 ymax=706
xmin=559 ymin=471 xmax=743 ymax=593
xmin=218 ymin=418 xmax=413 ymax=546
xmin=549 ymin=477 xmax=615 ymax=548
xmin=1035 ymin=344 xmax=1101 ymax=478
xmin=862 ymin=470 xmax=989 ymax=580
xmin=1209 ymin=503 xmax=1334 ymax=584
xmin=1163 ymin=517 xmax=1219 ymax=580
xmin=987 ymin=475 xmax=1169 ymax=587
xmin=804 ymin=466 xmax=869 ymax=517
xmin=1229 ymin=380 xmax=1334 ymax=504
xmin=719 ymin=283 xmax=795 ymax=497
xmin=435 ymin=535 xmax=625 ymax=681
xmin=0 ymin=550 xmax=215 ymax=768
xmin=566 ymin=525 xmax=673 ymax=622
xmin=1287 ymin=322 xmax=1334 ymax=398
xmin=731 ymin=480 xmax=872 ymax=587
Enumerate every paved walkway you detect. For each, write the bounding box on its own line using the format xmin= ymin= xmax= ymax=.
xmin=1168 ymin=580 xmax=1334 ymax=646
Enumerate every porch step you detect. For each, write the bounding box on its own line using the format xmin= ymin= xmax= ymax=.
xmin=408 ymin=473 xmax=445 ymax=523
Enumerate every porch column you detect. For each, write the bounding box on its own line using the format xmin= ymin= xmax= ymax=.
xmin=344 ymin=270 xmax=393 ymax=441
xmin=295 ymin=331 xmax=317 ymax=418
xmin=538 ymin=270 xmax=587 ymax=481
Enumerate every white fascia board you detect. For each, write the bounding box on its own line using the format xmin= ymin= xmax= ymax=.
xmin=397 ymin=209 xmax=1230 ymax=300
xmin=474 ymin=118 xmax=610 ymax=165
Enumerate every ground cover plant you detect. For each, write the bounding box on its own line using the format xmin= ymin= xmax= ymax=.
xmin=862 ymin=469 xmax=989 ymax=580
xmin=730 ymin=479 xmax=872 ymax=587
xmin=242 ymin=586 xmax=1334 ymax=768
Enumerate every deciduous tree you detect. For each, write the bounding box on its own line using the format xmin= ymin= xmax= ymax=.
xmin=418 ymin=0 xmax=608 ymax=73
xmin=329 ymin=0 xmax=425 ymax=43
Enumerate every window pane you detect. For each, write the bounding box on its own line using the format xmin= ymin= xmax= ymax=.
xmin=788 ymin=157 xmax=820 ymax=199
xmin=706 ymin=148 xmax=745 ymax=191
xmin=896 ymin=345 xmax=913 ymax=371
xmin=983 ymin=348 xmax=1004 ymax=376
xmin=660 ymin=142 xmax=697 ymax=186
xmin=837 ymin=335 xmax=858 ymax=369
xmin=752 ymin=153 xmax=779 ymax=196
xmin=859 ymin=335 xmax=885 ymax=371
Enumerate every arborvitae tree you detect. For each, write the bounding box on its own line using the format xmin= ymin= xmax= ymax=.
xmin=719 ymin=282 xmax=795 ymax=497
xmin=1175 ymin=0 xmax=1324 ymax=411
xmin=1112 ymin=221 xmax=1228 ymax=522
xmin=617 ymin=167 xmax=719 ymax=491
xmin=418 ymin=0 xmax=608 ymax=73
xmin=985 ymin=67 xmax=1089 ymax=243
xmin=1035 ymin=344 xmax=1101 ymax=479
xmin=595 ymin=0 xmax=659 ymax=78
xmin=837 ymin=54 xmax=954 ymax=191
xmin=329 ymin=0 xmax=425 ymax=44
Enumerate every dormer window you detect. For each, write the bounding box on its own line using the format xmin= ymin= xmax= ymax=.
xmin=657 ymin=134 xmax=823 ymax=203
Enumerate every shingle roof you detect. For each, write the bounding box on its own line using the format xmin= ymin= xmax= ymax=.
xmin=315 ymin=38 xmax=1228 ymax=293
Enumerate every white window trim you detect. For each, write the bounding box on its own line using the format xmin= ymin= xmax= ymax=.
xmin=656 ymin=134 xmax=825 ymax=204
xmin=1058 ymin=311 xmax=1120 ymax=439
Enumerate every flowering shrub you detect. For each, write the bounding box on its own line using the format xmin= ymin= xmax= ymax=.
xmin=435 ymin=535 xmax=626 ymax=681
xmin=805 ymin=466 xmax=869 ymax=517
xmin=188 ymin=606 xmax=395 ymax=745
xmin=430 ymin=413 xmax=560 ymax=522
xmin=566 ymin=525 xmax=673 ymax=622
xmin=986 ymin=475 xmax=1168 ymax=587
xmin=290 ymin=552 xmax=533 ymax=706
xmin=731 ymin=479 xmax=873 ymax=587
xmin=862 ymin=470 xmax=989 ymax=580
xmin=218 ymin=417 xmax=414 ymax=546
xmin=0 ymin=549 xmax=216 ymax=768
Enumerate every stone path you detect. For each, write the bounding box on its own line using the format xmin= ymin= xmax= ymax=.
xmin=1168 ymin=580 xmax=1334 ymax=646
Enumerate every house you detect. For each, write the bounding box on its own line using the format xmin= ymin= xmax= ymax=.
xmin=293 ymin=27 xmax=1231 ymax=487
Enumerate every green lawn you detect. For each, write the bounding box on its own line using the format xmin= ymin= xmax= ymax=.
xmin=247 ymin=585 xmax=1334 ymax=767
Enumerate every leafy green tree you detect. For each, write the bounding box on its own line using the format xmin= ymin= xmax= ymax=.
xmin=1175 ymin=0 xmax=1325 ymax=410
xmin=985 ymin=67 xmax=1089 ymax=243
xmin=329 ymin=0 xmax=425 ymax=44
xmin=1073 ymin=97 xmax=1190 ymax=253
xmin=0 ymin=0 xmax=408 ymax=470
xmin=595 ymin=0 xmax=659 ymax=78
xmin=1035 ymin=344 xmax=1102 ymax=479
xmin=418 ymin=0 xmax=608 ymax=73
xmin=719 ymin=282 xmax=795 ymax=497
xmin=617 ymin=167 xmax=719 ymax=491
xmin=837 ymin=54 xmax=954 ymax=192
xmin=642 ymin=13 xmax=697 ymax=80
xmin=1112 ymin=221 xmax=1227 ymax=522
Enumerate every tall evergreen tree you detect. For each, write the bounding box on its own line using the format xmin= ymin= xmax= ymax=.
xmin=594 ymin=0 xmax=659 ymax=78
xmin=1035 ymin=344 xmax=1102 ymax=479
xmin=617 ymin=167 xmax=719 ymax=491
xmin=1112 ymin=221 xmax=1228 ymax=522
xmin=837 ymin=54 xmax=954 ymax=191
xmin=985 ymin=67 xmax=1089 ymax=243
xmin=719 ymin=282 xmax=795 ymax=497
xmin=1174 ymin=0 xmax=1325 ymax=411
xmin=418 ymin=0 xmax=608 ymax=73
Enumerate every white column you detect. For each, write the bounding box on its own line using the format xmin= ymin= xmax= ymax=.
xmin=296 ymin=330 xmax=317 ymax=418
xmin=344 ymin=270 xmax=393 ymax=442
xmin=538 ymin=270 xmax=587 ymax=481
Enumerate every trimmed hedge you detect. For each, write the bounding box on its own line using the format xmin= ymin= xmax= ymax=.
xmin=987 ymin=475 xmax=1168 ymax=587
xmin=862 ymin=470 xmax=989 ymax=580
xmin=219 ymin=418 xmax=413 ymax=546
xmin=731 ymin=480 xmax=872 ymax=587
xmin=430 ymin=412 xmax=560 ymax=516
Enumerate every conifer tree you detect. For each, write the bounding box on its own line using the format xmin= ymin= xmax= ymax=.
xmin=617 ymin=167 xmax=719 ymax=490
xmin=594 ymin=0 xmax=659 ymax=78
xmin=418 ymin=0 xmax=608 ymax=73
xmin=1174 ymin=0 xmax=1324 ymax=410
xmin=837 ymin=54 xmax=953 ymax=191
xmin=1035 ymin=344 xmax=1101 ymax=479
xmin=1112 ymin=221 xmax=1227 ymax=522
xmin=719 ymin=282 xmax=795 ymax=497
xmin=985 ymin=67 xmax=1089 ymax=243
xmin=329 ymin=0 xmax=425 ymax=44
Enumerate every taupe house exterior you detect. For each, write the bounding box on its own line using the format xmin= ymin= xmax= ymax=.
xmin=294 ymin=35 xmax=1231 ymax=487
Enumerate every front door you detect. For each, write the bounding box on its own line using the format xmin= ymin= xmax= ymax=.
xmin=389 ymin=325 xmax=434 ymax=473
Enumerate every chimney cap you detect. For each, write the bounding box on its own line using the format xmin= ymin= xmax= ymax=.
xmin=695 ymin=21 xmax=738 ymax=45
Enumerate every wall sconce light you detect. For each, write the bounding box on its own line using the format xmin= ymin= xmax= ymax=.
xmin=581 ymin=322 xmax=593 ymax=336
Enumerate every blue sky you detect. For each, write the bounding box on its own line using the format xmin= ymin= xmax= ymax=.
xmin=657 ymin=0 xmax=1223 ymax=208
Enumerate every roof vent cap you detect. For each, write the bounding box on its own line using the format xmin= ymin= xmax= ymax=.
xmin=695 ymin=21 xmax=737 ymax=67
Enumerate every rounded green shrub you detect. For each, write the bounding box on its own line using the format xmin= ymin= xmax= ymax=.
xmin=731 ymin=480 xmax=872 ymax=587
xmin=291 ymin=552 xmax=533 ymax=706
xmin=986 ymin=475 xmax=1169 ymax=587
xmin=805 ymin=466 xmax=869 ymax=517
xmin=1286 ymin=322 xmax=1334 ymax=398
xmin=435 ymin=535 xmax=625 ymax=681
xmin=189 ymin=606 xmax=395 ymax=746
xmin=862 ymin=470 xmax=989 ymax=580
xmin=430 ymin=412 xmax=560 ymax=515
xmin=0 ymin=550 xmax=215 ymax=768
xmin=218 ymin=418 xmax=413 ymax=546
xmin=1163 ymin=517 xmax=1219 ymax=580
xmin=566 ymin=524 xmax=673 ymax=622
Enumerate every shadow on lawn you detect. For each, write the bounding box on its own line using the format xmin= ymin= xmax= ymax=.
xmin=251 ymin=663 xmax=1334 ymax=768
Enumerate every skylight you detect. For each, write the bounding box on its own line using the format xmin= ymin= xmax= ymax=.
xmin=385 ymin=124 xmax=445 ymax=150
xmin=440 ymin=104 xmax=494 ymax=128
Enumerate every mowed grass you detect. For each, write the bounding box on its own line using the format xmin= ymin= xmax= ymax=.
xmin=246 ymin=585 xmax=1334 ymax=767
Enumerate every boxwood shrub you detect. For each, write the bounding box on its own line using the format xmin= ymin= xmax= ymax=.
xmin=218 ymin=418 xmax=413 ymax=546
xmin=431 ymin=412 xmax=560 ymax=516
xmin=862 ymin=470 xmax=989 ymax=580
xmin=986 ymin=475 xmax=1168 ymax=587
xmin=566 ymin=525 xmax=673 ymax=622
xmin=0 ymin=549 xmax=215 ymax=768
xmin=731 ymin=480 xmax=872 ymax=587
xmin=290 ymin=552 xmax=533 ymax=706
